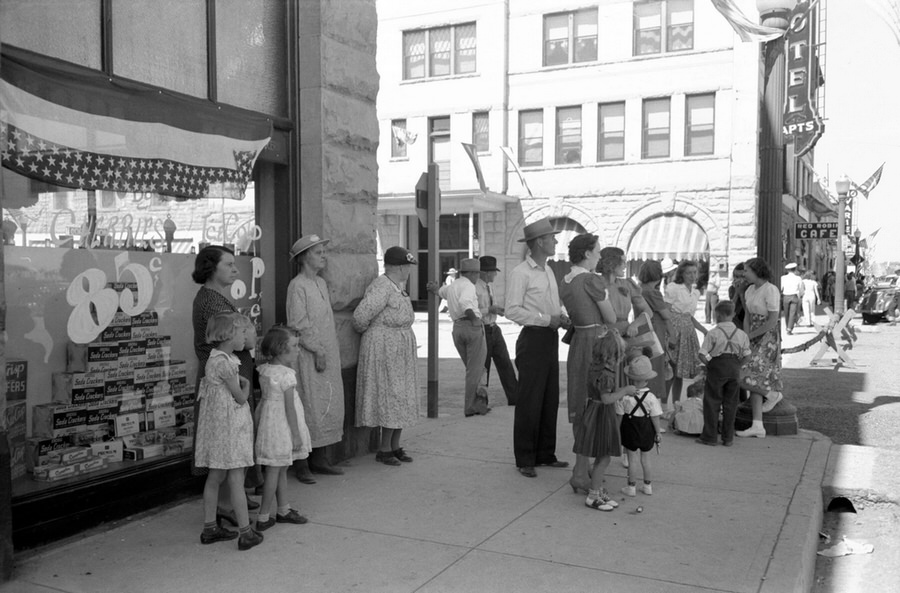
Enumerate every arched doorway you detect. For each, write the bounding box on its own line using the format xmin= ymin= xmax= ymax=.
xmin=626 ymin=214 xmax=709 ymax=279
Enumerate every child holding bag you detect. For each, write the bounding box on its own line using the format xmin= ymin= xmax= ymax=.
xmin=254 ymin=326 xmax=312 ymax=531
xmin=574 ymin=330 xmax=637 ymax=511
xmin=617 ymin=355 xmax=663 ymax=496
xmin=194 ymin=312 xmax=263 ymax=551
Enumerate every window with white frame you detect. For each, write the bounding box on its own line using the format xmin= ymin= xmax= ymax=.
xmin=391 ymin=119 xmax=408 ymax=158
xmin=642 ymin=98 xmax=670 ymax=159
xmin=472 ymin=112 xmax=490 ymax=153
xmin=633 ymin=0 xmax=693 ymax=56
xmin=518 ymin=110 xmax=543 ymax=167
xmin=556 ymin=106 xmax=582 ymax=165
xmin=429 ymin=117 xmax=451 ymax=190
xmin=598 ymin=102 xmax=626 ymax=162
xmin=403 ymin=23 xmax=477 ymax=80
xmin=543 ymin=9 xmax=597 ymax=67
xmin=685 ymin=93 xmax=714 ymax=156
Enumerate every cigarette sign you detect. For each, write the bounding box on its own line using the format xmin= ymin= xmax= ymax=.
xmin=795 ymin=222 xmax=837 ymax=239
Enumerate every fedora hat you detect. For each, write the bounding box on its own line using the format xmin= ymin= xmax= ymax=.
xmin=384 ymin=246 xmax=418 ymax=266
xmin=289 ymin=234 xmax=330 ymax=259
xmin=459 ymin=258 xmax=481 ymax=273
xmin=518 ymin=217 xmax=560 ymax=243
xmin=661 ymin=257 xmax=677 ymax=274
xmin=625 ymin=356 xmax=658 ymax=381
xmin=479 ymin=256 xmax=500 ymax=272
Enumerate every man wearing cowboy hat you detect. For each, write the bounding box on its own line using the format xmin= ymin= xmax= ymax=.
xmin=477 ymin=255 xmax=518 ymax=406
xmin=779 ymin=263 xmax=804 ymax=335
xmin=427 ymin=259 xmax=490 ymax=417
xmin=506 ymin=217 xmax=570 ymax=478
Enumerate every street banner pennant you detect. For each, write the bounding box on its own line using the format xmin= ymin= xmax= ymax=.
xmin=499 ymin=146 xmax=534 ymax=198
xmin=461 ymin=142 xmax=487 ymax=192
xmin=710 ymin=0 xmax=787 ymax=43
xmin=391 ymin=125 xmax=417 ymax=146
xmin=852 ymin=163 xmax=885 ymax=199
xmin=1 ymin=46 xmax=271 ymax=200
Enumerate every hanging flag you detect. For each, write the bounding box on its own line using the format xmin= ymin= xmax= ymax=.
xmin=499 ymin=146 xmax=534 ymax=198
xmin=391 ymin=125 xmax=417 ymax=146
xmin=710 ymin=0 xmax=787 ymax=43
xmin=1 ymin=46 xmax=271 ymax=200
xmin=461 ymin=142 xmax=487 ymax=192
xmin=852 ymin=163 xmax=885 ymax=199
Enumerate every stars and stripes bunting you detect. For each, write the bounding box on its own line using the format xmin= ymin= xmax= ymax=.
xmin=852 ymin=163 xmax=885 ymax=199
xmin=710 ymin=0 xmax=787 ymax=43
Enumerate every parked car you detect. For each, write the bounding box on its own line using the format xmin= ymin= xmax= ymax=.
xmin=860 ymin=275 xmax=899 ymax=324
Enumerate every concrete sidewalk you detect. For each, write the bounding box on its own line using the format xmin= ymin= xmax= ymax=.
xmin=6 ymin=401 xmax=828 ymax=593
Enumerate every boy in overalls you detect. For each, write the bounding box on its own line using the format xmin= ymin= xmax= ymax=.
xmin=696 ymin=301 xmax=751 ymax=446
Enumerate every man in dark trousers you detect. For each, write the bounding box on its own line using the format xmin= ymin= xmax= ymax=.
xmin=477 ymin=256 xmax=518 ymax=406
xmin=505 ymin=217 xmax=570 ymax=478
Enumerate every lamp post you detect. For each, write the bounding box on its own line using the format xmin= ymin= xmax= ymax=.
xmin=833 ymin=175 xmax=856 ymax=315
xmin=756 ymin=0 xmax=797 ymax=285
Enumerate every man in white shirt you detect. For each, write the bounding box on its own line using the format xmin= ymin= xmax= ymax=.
xmin=506 ymin=217 xmax=570 ymax=478
xmin=780 ymin=263 xmax=804 ymax=335
xmin=477 ymin=256 xmax=518 ymax=406
xmin=429 ymin=258 xmax=489 ymax=417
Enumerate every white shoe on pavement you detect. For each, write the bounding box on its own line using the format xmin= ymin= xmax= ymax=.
xmin=736 ymin=424 xmax=766 ymax=438
xmin=621 ymin=484 xmax=636 ymax=497
xmin=639 ymin=483 xmax=652 ymax=496
xmin=761 ymin=391 xmax=783 ymax=413
xmin=621 ymin=455 xmax=629 ymax=468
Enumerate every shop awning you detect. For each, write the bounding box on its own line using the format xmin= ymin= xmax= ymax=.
xmin=377 ymin=188 xmax=516 ymax=215
xmin=627 ymin=215 xmax=709 ymax=261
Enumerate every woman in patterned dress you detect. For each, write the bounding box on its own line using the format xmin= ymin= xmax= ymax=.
xmin=736 ymin=257 xmax=784 ymax=438
xmin=559 ymin=234 xmax=616 ymax=494
xmin=353 ymin=246 xmax=421 ymax=466
xmin=664 ymin=260 xmax=708 ymax=408
xmin=286 ymin=234 xmax=345 ymax=483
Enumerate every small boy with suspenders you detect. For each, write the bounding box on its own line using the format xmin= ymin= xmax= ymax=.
xmin=696 ymin=301 xmax=751 ymax=446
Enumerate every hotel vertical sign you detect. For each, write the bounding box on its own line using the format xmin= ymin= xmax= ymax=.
xmin=782 ymin=0 xmax=824 ymax=156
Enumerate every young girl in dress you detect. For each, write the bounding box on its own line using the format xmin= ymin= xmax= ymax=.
xmin=254 ymin=326 xmax=312 ymax=531
xmin=194 ymin=312 xmax=263 ymax=551
xmin=574 ymin=330 xmax=638 ymax=511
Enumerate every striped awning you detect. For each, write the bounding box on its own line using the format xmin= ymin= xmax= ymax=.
xmin=627 ymin=215 xmax=709 ymax=261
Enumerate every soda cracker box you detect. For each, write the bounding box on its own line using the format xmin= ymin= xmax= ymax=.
xmin=25 ymin=437 xmax=72 ymax=471
xmin=104 ymin=367 xmax=134 ymax=398
xmin=134 ymin=364 xmax=167 ymax=396
xmin=145 ymin=336 xmax=172 ymax=364
xmin=98 ymin=324 xmax=131 ymax=344
xmin=52 ymin=371 xmax=107 ymax=405
xmin=86 ymin=400 xmax=119 ymax=430
xmin=130 ymin=311 xmax=159 ymax=339
xmin=87 ymin=343 xmax=119 ymax=372
xmin=5 ymin=359 xmax=28 ymax=401
xmin=117 ymin=339 xmax=147 ymax=371
xmin=32 ymin=403 xmax=87 ymax=438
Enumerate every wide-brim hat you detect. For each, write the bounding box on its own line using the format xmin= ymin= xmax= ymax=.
xmin=384 ymin=245 xmax=418 ymax=265
xmin=625 ymin=356 xmax=658 ymax=381
xmin=785 ymin=263 xmax=798 ymax=270
xmin=479 ymin=256 xmax=500 ymax=272
xmin=459 ymin=258 xmax=481 ymax=273
xmin=661 ymin=257 xmax=677 ymax=274
xmin=518 ymin=217 xmax=560 ymax=243
xmin=447 ymin=268 xmax=458 ymax=275
xmin=289 ymin=234 xmax=330 ymax=259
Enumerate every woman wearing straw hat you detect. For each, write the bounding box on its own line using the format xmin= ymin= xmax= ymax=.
xmin=286 ymin=234 xmax=345 ymax=483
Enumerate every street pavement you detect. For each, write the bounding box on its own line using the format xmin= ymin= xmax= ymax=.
xmin=3 ymin=312 xmax=842 ymax=593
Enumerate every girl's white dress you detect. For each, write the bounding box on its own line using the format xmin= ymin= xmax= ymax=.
xmin=194 ymin=350 xmax=254 ymax=469
xmin=255 ymin=363 xmax=312 ymax=466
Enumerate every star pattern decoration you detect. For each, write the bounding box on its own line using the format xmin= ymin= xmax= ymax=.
xmin=0 ymin=121 xmax=257 ymax=200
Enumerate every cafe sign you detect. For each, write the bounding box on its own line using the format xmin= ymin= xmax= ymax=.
xmin=782 ymin=0 xmax=824 ymax=157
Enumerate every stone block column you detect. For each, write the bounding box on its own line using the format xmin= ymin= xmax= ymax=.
xmin=298 ymin=0 xmax=380 ymax=460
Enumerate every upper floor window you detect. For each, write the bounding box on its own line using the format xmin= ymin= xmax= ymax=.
xmin=403 ymin=23 xmax=477 ymax=80
xmin=633 ymin=0 xmax=694 ymax=56
xmin=391 ymin=119 xmax=408 ymax=158
xmin=642 ymin=98 xmax=670 ymax=159
xmin=685 ymin=93 xmax=715 ymax=156
xmin=556 ymin=106 xmax=582 ymax=165
xmin=543 ymin=9 xmax=598 ymax=67
xmin=518 ymin=110 xmax=544 ymax=167
xmin=473 ymin=112 xmax=490 ymax=153
xmin=429 ymin=117 xmax=451 ymax=190
xmin=598 ymin=102 xmax=626 ymax=162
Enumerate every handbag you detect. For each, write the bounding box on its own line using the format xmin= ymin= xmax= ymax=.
xmin=624 ymin=313 xmax=664 ymax=358
xmin=561 ymin=325 xmax=575 ymax=345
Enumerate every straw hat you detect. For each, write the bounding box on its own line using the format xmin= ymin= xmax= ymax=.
xmin=289 ymin=234 xmax=329 ymax=259
xmin=459 ymin=258 xmax=481 ymax=273
xmin=785 ymin=262 xmax=798 ymax=270
xmin=517 ymin=217 xmax=560 ymax=243
xmin=625 ymin=356 xmax=658 ymax=381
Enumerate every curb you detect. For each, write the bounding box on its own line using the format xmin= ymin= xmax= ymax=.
xmin=761 ymin=432 xmax=831 ymax=593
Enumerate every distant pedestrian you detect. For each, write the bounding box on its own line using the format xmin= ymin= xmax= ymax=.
xmin=696 ymin=301 xmax=751 ymax=447
xmin=801 ymin=271 xmax=821 ymax=327
xmin=617 ymin=355 xmax=663 ymax=497
xmin=428 ymin=258 xmax=490 ymax=417
xmin=506 ymin=217 xmax=570 ymax=478
xmin=254 ymin=325 xmax=312 ymax=533
xmin=704 ymin=269 xmax=721 ymax=324
xmin=736 ymin=258 xmax=784 ymax=439
xmin=354 ymin=246 xmax=420 ymax=466
xmin=194 ymin=312 xmax=262 ymax=551
xmin=780 ymin=263 xmax=803 ymax=335
xmin=574 ymin=330 xmax=636 ymax=511
xmin=478 ymin=255 xmax=518 ymax=406
xmin=439 ymin=268 xmax=457 ymax=313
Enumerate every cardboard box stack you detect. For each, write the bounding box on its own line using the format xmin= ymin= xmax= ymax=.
xmin=4 ymin=400 xmax=27 ymax=480
xmin=31 ymin=294 xmax=195 ymax=483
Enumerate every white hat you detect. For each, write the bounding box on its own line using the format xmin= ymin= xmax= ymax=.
xmin=661 ymin=258 xmax=677 ymax=274
xmin=785 ymin=263 xmax=798 ymax=270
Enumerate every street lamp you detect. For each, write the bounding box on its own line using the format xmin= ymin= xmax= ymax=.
xmin=833 ymin=175 xmax=856 ymax=315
